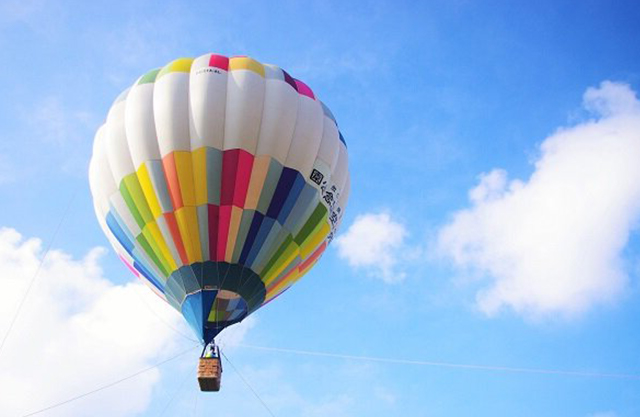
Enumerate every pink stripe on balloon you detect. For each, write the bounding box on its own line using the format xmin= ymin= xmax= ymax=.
xmin=220 ymin=149 xmax=255 ymax=208
xmin=119 ymin=255 xmax=140 ymax=277
xmin=294 ymin=79 xmax=315 ymax=100
xmin=208 ymin=54 xmax=229 ymax=71
xmin=216 ymin=205 xmax=232 ymax=261
xmin=233 ymin=149 xmax=254 ymax=207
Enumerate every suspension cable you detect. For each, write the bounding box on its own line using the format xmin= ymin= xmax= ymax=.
xmin=237 ymin=344 xmax=640 ymax=380
xmin=0 ymin=188 xmax=79 ymax=357
xmin=221 ymin=351 xmax=277 ymax=417
xmin=158 ymin=364 xmax=193 ymax=417
xmin=21 ymin=344 xmax=199 ymax=416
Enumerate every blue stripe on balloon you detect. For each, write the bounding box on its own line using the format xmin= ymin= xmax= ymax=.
xmin=134 ymin=260 xmax=165 ymax=293
xmin=106 ymin=212 xmax=134 ymax=253
xmin=266 ymin=167 xmax=298 ymax=219
xmin=276 ymin=172 xmax=305 ymax=224
xmin=239 ymin=212 xmax=264 ymax=264
xmin=182 ymin=292 xmax=204 ymax=342
xmin=245 ymin=217 xmax=276 ymax=266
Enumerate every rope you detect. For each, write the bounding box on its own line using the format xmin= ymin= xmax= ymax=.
xmin=221 ymin=351 xmax=277 ymax=417
xmin=237 ymin=344 xmax=640 ymax=381
xmin=21 ymin=344 xmax=199 ymax=416
xmin=0 ymin=188 xmax=78 ymax=356
xmin=158 ymin=364 xmax=193 ymax=417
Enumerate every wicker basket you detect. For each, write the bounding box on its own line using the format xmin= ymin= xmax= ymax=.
xmin=198 ymin=357 xmax=222 ymax=392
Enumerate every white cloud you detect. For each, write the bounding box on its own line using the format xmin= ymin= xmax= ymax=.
xmin=0 ymin=227 xmax=188 ymax=416
xmin=437 ymin=81 xmax=640 ymax=319
xmin=335 ymin=212 xmax=409 ymax=283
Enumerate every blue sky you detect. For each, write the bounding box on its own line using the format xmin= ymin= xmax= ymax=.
xmin=1 ymin=1 xmax=640 ymax=416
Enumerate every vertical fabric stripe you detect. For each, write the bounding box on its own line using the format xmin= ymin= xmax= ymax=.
xmin=162 ymin=152 xmax=184 ymax=209
xmin=300 ymin=221 xmax=330 ymax=259
xmin=207 ymin=204 xmax=220 ymax=260
xmin=206 ymin=147 xmax=222 ymax=205
xmin=175 ymin=207 xmax=203 ymax=263
xmin=224 ymin=206 xmax=243 ymax=262
xmin=238 ymin=212 xmax=264 ymax=264
xmin=244 ymin=155 xmax=270 ymax=209
xmin=174 ymin=151 xmax=196 ymax=206
xmin=197 ymin=205 xmax=209 ymax=261
xmin=256 ymin=159 xmax=283 ymax=213
xmin=147 ymin=160 xmax=174 ymax=213
xmin=221 ymin=149 xmax=255 ymax=207
xmin=192 ymin=147 xmax=208 ymax=205
xmin=216 ymin=205 xmax=232 ymax=261
xmin=209 ymin=54 xmax=229 ymax=70
xmin=163 ymin=212 xmax=189 ymax=264
xmin=136 ymin=163 xmax=163 ymax=218
xmin=231 ymin=209 xmax=255 ymax=263
xmin=266 ymin=167 xmax=298 ymax=219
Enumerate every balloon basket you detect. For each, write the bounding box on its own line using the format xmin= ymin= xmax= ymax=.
xmin=198 ymin=357 xmax=222 ymax=392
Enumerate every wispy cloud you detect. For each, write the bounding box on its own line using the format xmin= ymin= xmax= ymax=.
xmin=217 ymin=315 xmax=257 ymax=350
xmin=336 ymin=212 xmax=415 ymax=283
xmin=0 ymin=154 xmax=15 ymax=185
xmin=0 ymin=0 xmax=64 ymax=36
xmin=17 ymin=95 xmax=98 ymax=177
xmin=0 ymin=227 xmax=185 ymax=416
xmin=437 ymin=81 xmax=640 ymax=320
xmin=31 ymin=96 xmax=95 ymax=145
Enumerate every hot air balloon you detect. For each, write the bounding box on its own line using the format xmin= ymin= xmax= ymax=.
xmin=88 ymin=53 xmax=350 ymax=391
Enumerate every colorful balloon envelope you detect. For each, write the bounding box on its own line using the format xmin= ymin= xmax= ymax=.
xmin=89 ymin=54 xmax=350 ymax=344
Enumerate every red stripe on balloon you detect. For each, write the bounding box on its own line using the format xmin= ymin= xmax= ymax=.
xmin=267 ymin=264 xmax=298 ymax=292
xmin=300 ymin=241 xmax=326 ymax=271
xmin=220 ymin=150 xmax=238 ymax=206
xmin=233 ymin=150 xmax=254 ymax=207
xmin=220 ymin=149 xmax=255 ymax=207
xmin=216 ymin=205 xmax=232 ymax=261
xmin=163 ymin=212 xmax=189 ymax=264
xmin=208 ymin=54 xmax=229 ymax=71
xmin=267 ymin=242 xmax=326 ymax=292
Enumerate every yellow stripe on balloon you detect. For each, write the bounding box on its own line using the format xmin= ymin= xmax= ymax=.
xmin=136 ymin=163 xmax=162 ymax=219
xmin=144 ymin=221 xmax=178 ymax=272
xmin=192 ymin=147 xmax=208 ymax=205
xmin=224 ymin=206 xmax=243 ymax=262
xmin=140 ymin=226 xmax=170 ymax=276
xmin=175 ymin=207 xmax=203 ymax=263
xmin=244 ymin=155 xmax=270 ymax=210
xmin=266 ymin=269 xmax=300 ymax=301
xmin=229 ymin=57 xmax=265 ymax=77
xmin=207 ymin=307 xmax=218 ymax=322
xmin=263 ymin=242 xmax=300 ymax=287
xmin=157 ymin=57 xmax=194 ymax=79
xmin=299 ymin=221 xmax=330 ymax=259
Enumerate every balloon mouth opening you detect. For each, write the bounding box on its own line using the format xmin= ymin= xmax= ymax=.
xmin=205 ymin=289 xmax=249 ymax=329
